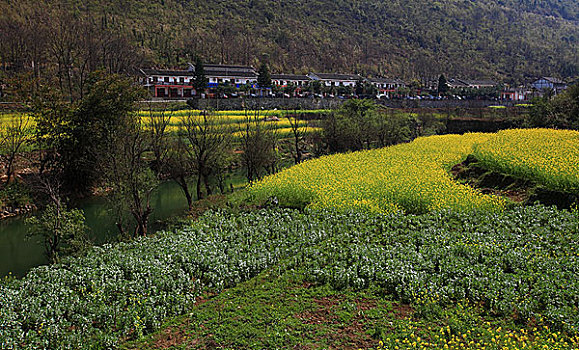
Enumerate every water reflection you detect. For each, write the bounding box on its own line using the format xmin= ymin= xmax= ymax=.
xmin=0 ymin=181 xmax=190 ymax=278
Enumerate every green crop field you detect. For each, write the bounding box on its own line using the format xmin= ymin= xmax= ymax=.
xmin=2 ymin=127 xmax=579 ymax=349
xmin=2 ymin=207 xmax=579 ymax=349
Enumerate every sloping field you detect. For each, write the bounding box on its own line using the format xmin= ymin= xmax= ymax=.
xmin=473 ymin=128 xmax=579 ymax=194
xmin=249 ymin=129 xmax=579 ymax=213
xmin=4 ymin=207 xmax=579 ymax=349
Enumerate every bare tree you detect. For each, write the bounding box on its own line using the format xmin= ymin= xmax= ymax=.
xmin=47 ymin=8 xmax=79 ymax=102
xmin=165 ymin=138 xmax=195 ymax=209
xmin=283 ymin=109 xmax=308 ymax=164
xmin=180 ymin=110 xmax=231 ymax=200
xmin=146 ymin=103 xmax=173 ymax=176
xmin=101 ymin=115 xmax=157 ymax=237
xmin=0 ymin=113 xmax=31 ymax=186
xmin=238 ymin=108 xmax=279 ymax=183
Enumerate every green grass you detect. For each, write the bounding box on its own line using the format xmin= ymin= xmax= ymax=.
xmin=126 ymin=257 xmax=579 ymax=350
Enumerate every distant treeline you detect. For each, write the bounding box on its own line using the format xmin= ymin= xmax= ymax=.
xmin=0 ymin=0 xmax=578 ymax=101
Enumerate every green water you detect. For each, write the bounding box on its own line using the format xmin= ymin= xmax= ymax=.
xmin=0 ymin=181 xmax=191 ymax=278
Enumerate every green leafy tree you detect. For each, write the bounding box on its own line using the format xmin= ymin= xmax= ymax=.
xmin=375 ymin=109 xmax=413 ymax=147
xmin=26 ymin=200 xmax=89 ymax=264
xmin=30 ymin=87 xmax=75 ymax=176
xmin=355 ymin=78 xmax=366 ymax=96
xmin=61 ymin=72 xmax=145 ymax=193
xmin=437 ymin=74 xmax=449 ymax=95
xmin=528 ymin=83 xmax=579 ymax=129
xmin=322 ymin=99 xmax=378 ymax=152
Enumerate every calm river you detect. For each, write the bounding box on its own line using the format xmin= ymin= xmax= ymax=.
xmin=0 ymin=181 xmax=191 ymax=278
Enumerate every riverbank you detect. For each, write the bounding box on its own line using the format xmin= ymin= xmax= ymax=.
xmin=0 ymin=181 xmax=196 ymax=278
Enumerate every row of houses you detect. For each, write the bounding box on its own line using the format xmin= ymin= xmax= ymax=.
xmin=139 ymin=64 xmax=411 ymax=98
xmin=499 ymin=77 xmax=569 ymax=101
xmin=139 ymin=64 xmax=568 ymax=100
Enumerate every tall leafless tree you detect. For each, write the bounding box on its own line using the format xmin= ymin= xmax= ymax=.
xmin=180 ymin=110 xmax=232 ymax=200
xmin=101 ymin=114 xmax=157 ymax=237
xmin=0 ymin=113 xmax=31 ymax=186
xmin=146 ymin=103 xmax=173 ymax=176
xmin=283 ymin=109 xmax=308 ymax=164
xmin=238 ymin=108 xmax=279 ymax=183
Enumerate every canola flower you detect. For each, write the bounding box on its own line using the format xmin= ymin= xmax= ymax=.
xmin=250 ymin=129 xmax=579 ymax=213
xmin=141 ymin=109 xmax=319 ymax=138
xmin=473 ymin=128 xmax=579 ymax=194
xmin=0 ymin=113 xmax=35 ymax=128
xmin=250 ymin=133 xmax=506 ymax=214
xmin=2 ymin=110 xmax=319 ymax=140
xmin=376 ymin=323 xmax=579 ymax=349
xmin=138 ymin=109 xmax=329 ymax=125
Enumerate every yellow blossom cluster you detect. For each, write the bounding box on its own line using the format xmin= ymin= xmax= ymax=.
xmin=473 ymin=128 xmax=579 ymax=194
xmin=250 ymin=133 xmax=506 ymax=213
xmin=375 ymin=323 xmax=579 ymax=349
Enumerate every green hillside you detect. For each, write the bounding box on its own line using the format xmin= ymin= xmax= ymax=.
xmin=1 ymin=0 xmax=578 ymax=84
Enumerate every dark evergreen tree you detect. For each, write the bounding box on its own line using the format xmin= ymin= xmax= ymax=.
xmin=257 ymin=63 xmax=272 ymax=88
xmin=193 ymin=57 xmax=208 ymax=96
xmin=438 ymin=74 xmax=449 ymax=95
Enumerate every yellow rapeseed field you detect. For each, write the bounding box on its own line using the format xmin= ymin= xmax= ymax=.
xmin=250 ymin=128 xmax=579 ymax=213
xmin=249 ymin=133 xmax=506 ymax=213
xmin=473 ymin=128 xmax=579 ymax=194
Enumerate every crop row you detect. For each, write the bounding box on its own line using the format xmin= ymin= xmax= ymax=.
xmin=2 ymin=206 xmax=578 ymax=348
xmin=137 ymin=109 xmax=329 ymax=121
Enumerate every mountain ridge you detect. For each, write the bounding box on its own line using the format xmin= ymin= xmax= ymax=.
xmin=0 ymin=0 xmax=577 ymax=85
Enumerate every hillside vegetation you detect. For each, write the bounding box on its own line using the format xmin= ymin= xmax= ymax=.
xmin=1 ymin=0 xmax=578 ymax=83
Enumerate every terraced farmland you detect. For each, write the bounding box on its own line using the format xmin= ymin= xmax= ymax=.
xmin=2 ymin=127 xmax=579 ymax=349
xmin=249 ymin=128 xmax=579 ymax=213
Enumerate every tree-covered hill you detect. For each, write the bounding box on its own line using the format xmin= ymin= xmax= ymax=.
xmin=1 ymin=0 xmax=578 ymax=84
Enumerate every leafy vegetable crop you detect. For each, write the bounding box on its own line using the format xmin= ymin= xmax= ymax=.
xmin=2 ymin=206 xmax=579 ymax=348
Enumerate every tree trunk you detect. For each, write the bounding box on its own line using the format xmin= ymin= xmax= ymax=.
xmin=294 ymin=136 xmax=301 ymax=164
xmin=203 ymin=174 xmax=212 ymax=196
xmin=132 ymin=205 xmax=151 ymax=237
xmin=175 ymin=176 xmax=193 ymax=210
xmin=4 ymin=160 xmax=13 ymax=186
xmin=196 ymin=173 xmax=203 ymax=200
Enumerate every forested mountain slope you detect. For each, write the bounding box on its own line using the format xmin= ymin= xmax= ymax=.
xmin=1 ymin=0 xmax=578 ymax=84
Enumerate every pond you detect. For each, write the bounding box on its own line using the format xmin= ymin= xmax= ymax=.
xmin=0 ymin=181 xmax=194 ymax=278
